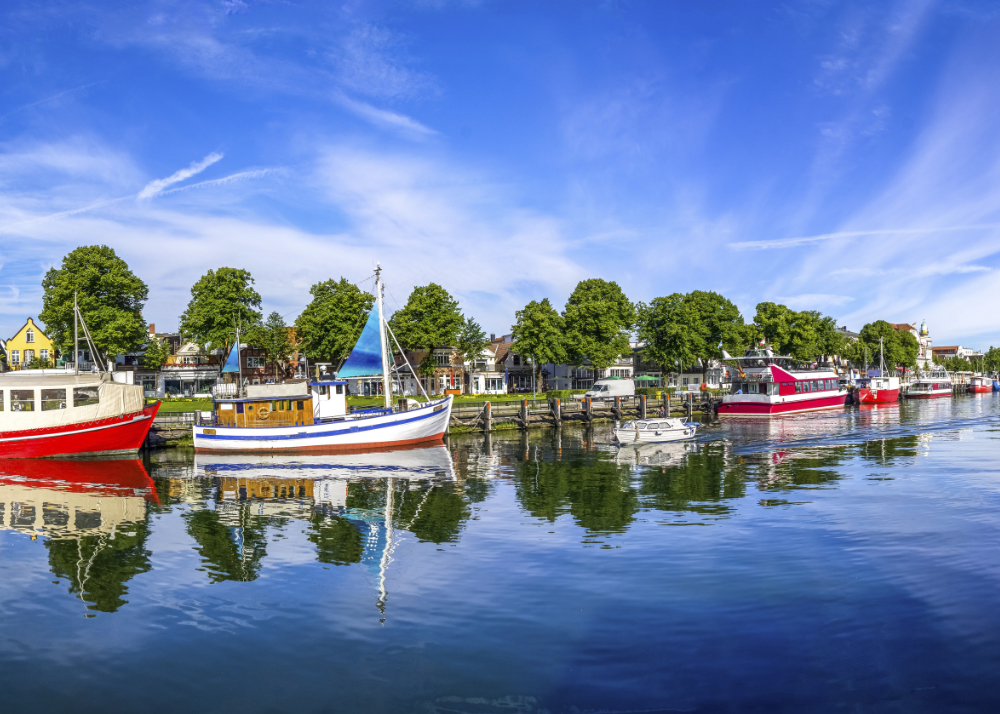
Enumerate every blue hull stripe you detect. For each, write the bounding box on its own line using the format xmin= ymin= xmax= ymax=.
xmin=197 ymin=405 xmax=445 ymax=442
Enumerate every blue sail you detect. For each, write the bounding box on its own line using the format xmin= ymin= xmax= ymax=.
xmin=337 ymin=304 xmax=384 ymax=378
xmin=221 ymin=343 xmax=241 ymax=373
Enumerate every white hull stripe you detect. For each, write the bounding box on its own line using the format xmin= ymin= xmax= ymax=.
xmin=196 ymin=406 xmax=444 ymax=442
xmin=0 ymin=413 xmax=150 ymax=443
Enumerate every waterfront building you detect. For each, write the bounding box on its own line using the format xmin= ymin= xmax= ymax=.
xmin=932 ymin=345 xmax=983 ymax=361
xmin=4 ymin=317 xmax=56 ymax=370
xmin=891 ymin=320 xmax=933 ymax=368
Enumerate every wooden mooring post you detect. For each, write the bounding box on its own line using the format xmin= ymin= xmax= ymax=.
xmin=551 ymin=398 xmax=562 ymax=426
xmin=484 ymin=401 xmax=492 ymax=432
xmin=520 ymin=399 xmax=529 ymax=429
xmin=584 ymin=396 xmax=593 ymax=422
xmin=639 ymin=394 xmax=647 ymax=419
xmin=613 ymin=396 xmax=622 ymax=420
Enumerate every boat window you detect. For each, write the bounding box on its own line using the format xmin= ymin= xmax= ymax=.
xmin=637 ymin=423 xmax=646 ymax=430
xmin=11 ymin=390 xmax=34 ymax=412
xmin=41 ymin=389 xmax=66 ymax=411
xmin=247 ymin=404 xmax=254 ymax=411
xmin=237 ymin=403 xmax=244 ymax=414
xmin=336 ymin=385 xmax=344 ymax=395
xmin=297 ymin=401 xmax=304 ymax=410
xmin=73 ymin=387 xmax=99 ymax=407
xmin=795 ymin=382 xmax=802 ymax=394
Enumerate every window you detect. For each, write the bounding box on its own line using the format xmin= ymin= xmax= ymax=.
xmin=795 ymin=382 xmax=802 ymax=393
xmin=297 ymin=401 xmax=304 ymax=410
xmin=247 ymin=357 xmax=265 ymax=368
xmin=11 ymin=350 xmax=19 ymax=364
xmin=435 ymin=353 xmax=450 ymax=366
xmin=41 ymin=389 xmax=66 ymax=411
xmin=40 ymin=349 xmax=49 ymax=361
xmin=74 ymin=387 xmax=100 ymax=407
xmin=23 ymin=349 xmax=34 ymax=365
xmin=25 ymin=329 xmax=34 ymax=343
xmin=11 ymin=390 xmax=34 ymax=411
xmin=336 ymin=385 xmax=344 ymax=395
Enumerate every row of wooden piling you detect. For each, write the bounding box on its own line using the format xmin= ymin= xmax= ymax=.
xmin=462 ymin=393 xmax=711 ymax=433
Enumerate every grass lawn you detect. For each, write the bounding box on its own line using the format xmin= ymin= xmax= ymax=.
xmin=150 ymin=398 xmax=213 ymax=413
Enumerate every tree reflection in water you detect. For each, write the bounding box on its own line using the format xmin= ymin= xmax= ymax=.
xmin=0 ymin=428 xmax=942 ymax=614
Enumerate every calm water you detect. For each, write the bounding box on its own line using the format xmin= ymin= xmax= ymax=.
xmin=3 ymin=396 xmax=1000 ymax=712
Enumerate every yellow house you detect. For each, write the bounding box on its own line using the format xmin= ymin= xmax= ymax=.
xmin=6 ymin=317 xmax=56 ymax=370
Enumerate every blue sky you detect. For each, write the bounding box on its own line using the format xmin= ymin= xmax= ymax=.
xmin=2 ymin=0 xmax=1000 ymax=349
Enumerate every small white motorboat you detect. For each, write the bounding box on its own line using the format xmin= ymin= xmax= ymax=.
xmin=613 ymin=417 xmax=699 ymax=444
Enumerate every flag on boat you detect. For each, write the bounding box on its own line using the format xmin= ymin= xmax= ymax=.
xmin=338 ymin=306 xmax=384 ymax=378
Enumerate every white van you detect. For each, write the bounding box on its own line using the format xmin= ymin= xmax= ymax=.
xmin=584 ymin=378 xmax=635 ymax=401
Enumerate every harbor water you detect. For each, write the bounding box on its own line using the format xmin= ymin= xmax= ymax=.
xmin=2 ymin=395 xmax=1000 ymax=712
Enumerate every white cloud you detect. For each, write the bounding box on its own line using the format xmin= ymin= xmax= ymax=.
xmin=138 ymin=152 xmax=224 ymax=199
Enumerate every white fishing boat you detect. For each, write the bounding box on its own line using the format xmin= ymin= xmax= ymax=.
xmin=613 ymin=417 xmax=698 ymax=444
xmin=192 ymin=266 xmax=453 ymax=453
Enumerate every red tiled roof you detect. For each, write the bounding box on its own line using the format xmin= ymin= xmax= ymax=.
xmin=890 ymin=322 xmax=915 ymax=332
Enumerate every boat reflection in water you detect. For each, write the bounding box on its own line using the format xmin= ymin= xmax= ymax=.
xmin=191 ymin=444 xmax=457 ymax=618
xmin=0 ymin=458 xmax=157 ymax=613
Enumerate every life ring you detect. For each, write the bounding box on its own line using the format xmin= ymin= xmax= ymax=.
xmin=257 ymin=407 xmax=270 ymax=420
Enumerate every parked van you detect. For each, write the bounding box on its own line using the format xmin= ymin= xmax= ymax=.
xmin=584 ymin=378 xmax=635 ymax=401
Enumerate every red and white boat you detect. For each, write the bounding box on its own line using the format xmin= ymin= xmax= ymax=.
xmin=0 ymin=373 xmax=159 ymax=458
xmin=718 ymin=346 xmax=847 ymax=416
xmin=905 ymin=370 xmax=952 ymax=399
xmin=968 ymin=376 xmax=993 ymax=394
xmin=856 ymin=338 xmax=900 ymax=404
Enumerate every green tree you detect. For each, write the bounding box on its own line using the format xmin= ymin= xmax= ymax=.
xmin=635 ymin=294 xmax=703 ymax=376
xmin=983 ymin=346 xmax=1000 ymax=372
xmin=855 ymin=320 xmax=918 ymax=371
xmin=752 ymin=303 xmax=845 ymax=362
xmin=141 ymin=337 xmax=171 ymax=370
xmin=388 ymin=283 xmax=463 ymax=350
xmin=455 ymin=317 xmax=490 ymax=383
xmin=179 ymin=268 xmax=262 ymax=353
xmin=258 ymin=311 xmax=293 ymax=378
xmin=294 ymin=278 xmax=375 ymax=367
xmin=511 ymin=298 xmax=567 ymax=394
xmin=753 ymin=302 xmax=792 ymax=350
xmin=678 ymin=290 xmax=747 ymax=379
xmin=40 ymin=245 xmax=149 ymax=361
xmin=562 ymin=279 xmax=635 ymax=371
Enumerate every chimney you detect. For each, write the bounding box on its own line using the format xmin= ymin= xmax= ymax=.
xmin=491 ymin=333 xmax=495 ymax=341
xmin=148 ymin=323 xmax=155 ymax=335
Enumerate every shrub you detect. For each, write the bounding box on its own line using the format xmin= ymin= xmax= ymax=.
xmin=545 ymin=390 xmax=572 ymax=400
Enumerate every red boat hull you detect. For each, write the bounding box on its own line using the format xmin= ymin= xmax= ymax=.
xmin=0 ymin=402 xmax=160 ymax=459
xmin=856 ymin=387 xmax=899 ymax=404
xmin=968 ymin=385 xmax=992 ymax=394
xmin=717 ymin=394 xmax=847 ymax=416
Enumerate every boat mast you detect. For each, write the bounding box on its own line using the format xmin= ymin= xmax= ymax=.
xmin=375 ymin=264 xmax=393 ymax=409
xmin=74 ymin=291 xmax=79 ymax=376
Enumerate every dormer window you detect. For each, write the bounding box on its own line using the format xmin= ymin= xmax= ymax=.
xmin=25 ymin=329 xmax=34 ymax=343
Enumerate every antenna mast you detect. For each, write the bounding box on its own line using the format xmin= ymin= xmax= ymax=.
xmin=74 ymin=291 xmax=79 ymax=375
xmin=375 ymin=264 xmax=393 ymax=409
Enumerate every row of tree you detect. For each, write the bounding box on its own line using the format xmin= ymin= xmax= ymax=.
xmin=30 ymin=245 xmax=978 ymax=380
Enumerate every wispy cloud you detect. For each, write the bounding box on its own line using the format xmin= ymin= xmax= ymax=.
xmin=138 ymin=152 xmax=224 ymax=199
xmin=729 ymin=224 xmax=1000 ymax=250
xmin=333 ymin=93 xmax=437 ymax=138
xmin=0 ymin=81 xmax=107 ymax=124
xmin=773 ymin=294 xmax=854 ymax=309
